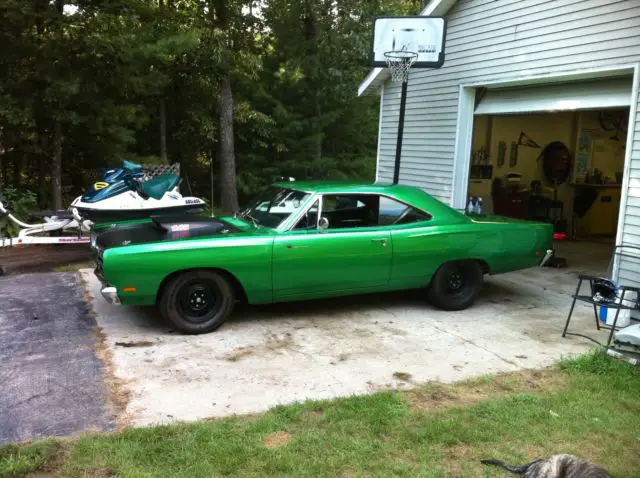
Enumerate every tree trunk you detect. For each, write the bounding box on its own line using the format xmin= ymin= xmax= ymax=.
xmin=159 ymin=98 xmax=167 ymax=162
xmin=218 ymin=75 xmax=238 ymax=213
xmin=51 ymin=122 xmax=63 ymax=210
xmin=38 ymin=156 xmax=47 ymax=208
xmin=34 ymin=114 xmax=48 ymax=207
xmin=0 ymin=130 xmax=3 ymax=186
xmin=213 ymin=0 xmax=238 ymax=213
xmin=311 ymin=116 xmax=322 ymax=161
xmin=1 ymin=153 xmax=7 ymax=186
xmin=303 ymin=0 xmax=322 ymax=161
xmin=12 ymin=155 xmax=21 ymax=188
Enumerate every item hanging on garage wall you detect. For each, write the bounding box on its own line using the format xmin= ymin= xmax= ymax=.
xmin=470 ymin=147 xmax=492 ymax=179
xmin=598 ymin=110 xmax=628 ymax=142
xmin=497 ymin=141 xmax=506 ymax=168
xmin=476 ymin=146 xmax=489 ymax=163
xmin=541 ymin=141 xmax=572 ymax=185
xmin=576 ymin=129 xmax=592 ymax=179
xmin=509 ymin=141 xmax=518 ymax=167
xmin=470 ymin=164 xmax=493 ymax=179
xmin=517 ymin=131 xmax=542 ymax=149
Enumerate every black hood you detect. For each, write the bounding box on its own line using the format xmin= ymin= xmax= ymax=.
xmin=94 ymin=215 xmax=238 ymax=252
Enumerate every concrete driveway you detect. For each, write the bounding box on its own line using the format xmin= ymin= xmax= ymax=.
xmin=81 ymin=257 xmax=608 ymax=428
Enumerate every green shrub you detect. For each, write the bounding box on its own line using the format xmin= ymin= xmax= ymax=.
xmin=0 ymin=187 xmax=38 ymax=237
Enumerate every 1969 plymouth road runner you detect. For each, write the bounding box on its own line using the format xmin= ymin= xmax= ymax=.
xmin=92 ymin=181 xmax=554 ymax=334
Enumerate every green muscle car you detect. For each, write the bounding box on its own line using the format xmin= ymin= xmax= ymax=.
xmin=92 ymin=181 xmax=555 ymax=334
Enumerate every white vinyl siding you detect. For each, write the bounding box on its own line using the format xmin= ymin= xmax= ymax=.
xmin=376 ymin=0 xmax=640 ymax=287
xmin=618 ymin=94 xmax=640 ymax=288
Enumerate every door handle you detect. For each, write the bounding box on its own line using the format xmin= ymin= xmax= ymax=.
xmin=286 ymin=244 xmax=308 ymax=249
xmin=371 ymin=238 xmax=388 ymax=247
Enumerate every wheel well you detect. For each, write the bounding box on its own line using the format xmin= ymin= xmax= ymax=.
xmin=475 ymin=259 xmax=490 ymax=275
xmin=428 ymin=259 xmax=490 ymax=286
xmin=437 ymin=259 xmax=490 ymax=273
xmin=155 ymin=268 xmax=248 ymax=305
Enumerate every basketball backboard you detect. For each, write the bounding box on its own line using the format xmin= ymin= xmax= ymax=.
xmin=371 ymin=16 xmax=446 ymax=69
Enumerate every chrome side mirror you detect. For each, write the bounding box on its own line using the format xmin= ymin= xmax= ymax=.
xmin=318 ymin=217 xmax=329 ymax=232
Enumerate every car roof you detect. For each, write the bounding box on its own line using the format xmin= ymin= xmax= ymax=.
xmin=271 ymin=180 xmax=469 ymax=223
xmin=273 ymin=180 xmax=410 ymax=194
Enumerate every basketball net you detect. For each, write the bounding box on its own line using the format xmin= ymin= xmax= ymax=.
xmin=384 ymin=51 xmax=418 ymax=83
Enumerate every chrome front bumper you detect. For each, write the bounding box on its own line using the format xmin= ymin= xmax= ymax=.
xmin=101 ymin=286 xmax=121 ymax=305
xmin=539 ymin=249 xmax=555 ymax=267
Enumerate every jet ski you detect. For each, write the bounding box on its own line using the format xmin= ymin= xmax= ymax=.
xmin=70 ymin=160 xmax=206 ymax=224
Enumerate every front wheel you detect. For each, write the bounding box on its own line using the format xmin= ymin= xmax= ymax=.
xmin=159 ymin=270 xmax=235 ymax=334
xmin=427 ymin=261 xmax=484 ymax=311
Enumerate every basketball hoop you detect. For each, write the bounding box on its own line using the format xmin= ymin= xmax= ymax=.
xmin=372 ymin=16 xmax=446 ymax=185
xmin=384 ymin=51 xmax=418 ymax=83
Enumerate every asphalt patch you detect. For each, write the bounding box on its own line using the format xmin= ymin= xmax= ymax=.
xmin=0 ymin=272 xmax=116 ymax=444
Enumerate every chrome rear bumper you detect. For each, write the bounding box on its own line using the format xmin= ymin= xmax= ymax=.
xmin=539 ymin=249 xmax=555 ymax=267
xmin=101 ymin=286 xmax=121 ymax=305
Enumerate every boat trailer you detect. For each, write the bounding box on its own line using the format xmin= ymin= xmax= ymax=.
xmin=0 ymin=199 xmax=92 ymax=275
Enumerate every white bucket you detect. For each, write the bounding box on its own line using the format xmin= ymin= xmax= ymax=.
xmin=605 ymin=290 xmax=636 ymax=328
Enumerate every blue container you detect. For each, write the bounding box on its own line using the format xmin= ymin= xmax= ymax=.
xmin=599 ymin=305 xmax=608 ymax=323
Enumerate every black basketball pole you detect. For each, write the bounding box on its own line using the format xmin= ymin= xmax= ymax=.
xmin=393 ymin=79 xmax=409 ymax=184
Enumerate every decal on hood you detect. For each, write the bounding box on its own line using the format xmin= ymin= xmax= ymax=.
xmin=170 ymin=224 xmax=190 ymax=232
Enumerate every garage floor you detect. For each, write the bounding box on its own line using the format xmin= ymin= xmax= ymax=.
xmin=81 ymin=240 xmax=616 ymax=428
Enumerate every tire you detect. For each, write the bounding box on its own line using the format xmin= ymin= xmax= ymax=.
xmin=427 ymin=260 xmax=484 ymax=311
xmin=159 ymin=270 xmax=235 ymax=334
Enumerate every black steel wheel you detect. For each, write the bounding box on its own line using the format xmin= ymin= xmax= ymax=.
xmin=160 ymin=270 xmax=235 ymax=334
xmin=176 ymin=282 xmax=221 ymax=323
xmin=427 ymin=261 xmax=484 ymax=311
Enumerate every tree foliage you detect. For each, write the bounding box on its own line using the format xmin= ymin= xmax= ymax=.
xmin=0 ymin=0 xmax=423 ymax=211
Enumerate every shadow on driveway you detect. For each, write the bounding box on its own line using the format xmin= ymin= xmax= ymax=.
xmin=0 ymin=272 xmax=116 ymax=444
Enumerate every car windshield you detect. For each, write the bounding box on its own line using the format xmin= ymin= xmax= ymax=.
xmin=237 ymin=186 xmax=311 ymax=229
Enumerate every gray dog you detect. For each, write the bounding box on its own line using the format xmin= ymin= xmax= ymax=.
xmin=480 ymin=454 xmax=611 ymax=477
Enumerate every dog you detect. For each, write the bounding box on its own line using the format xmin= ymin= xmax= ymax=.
xmin=480 ymin=454 xmax=611 ymax=477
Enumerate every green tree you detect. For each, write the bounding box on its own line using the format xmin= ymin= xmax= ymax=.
xmin=0 ymin=0 xmax=422 ymax=213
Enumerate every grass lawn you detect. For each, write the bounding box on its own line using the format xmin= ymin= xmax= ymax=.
xmin=1 ymin=351 xmax=639 ymax=477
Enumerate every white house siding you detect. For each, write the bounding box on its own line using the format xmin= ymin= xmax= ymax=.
xmin=376 ymin=0 xmax=640 ymax=285
xmin=618 ymin=94 xmax=640 ymax=287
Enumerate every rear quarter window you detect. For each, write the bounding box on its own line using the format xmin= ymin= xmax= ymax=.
xmin=379 ymin=196 xmax=431 ymax=226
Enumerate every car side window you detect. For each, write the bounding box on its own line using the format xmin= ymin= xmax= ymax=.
xmin=316 ymin=194 xmax=431 ymax=230
xmin=378 ymin=196 xmax=431 ymax=226
xmin=394 ymin=206 xmax=432 ymax=225
xmin=321 ymin=194 xmax=377 ymax=229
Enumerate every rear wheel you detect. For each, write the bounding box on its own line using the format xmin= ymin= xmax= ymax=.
xmin=427 ymin=261 xmax=484 ymax=311
xmin=160 ymin=270 xmax=235 ymax=334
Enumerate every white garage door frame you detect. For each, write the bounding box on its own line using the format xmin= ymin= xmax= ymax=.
xmin=451 ymin=63 xmax=639 ymax=280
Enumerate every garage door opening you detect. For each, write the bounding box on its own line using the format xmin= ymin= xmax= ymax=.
xmin=467 ymin=103 xmax=630 ymax=274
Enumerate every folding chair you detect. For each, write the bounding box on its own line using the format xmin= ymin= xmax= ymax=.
xmin=561 ymin=244 xmax=640 ymax=347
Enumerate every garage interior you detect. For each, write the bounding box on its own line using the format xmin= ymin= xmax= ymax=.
xmin=466 ymin=77 xmax=632 ymax=274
